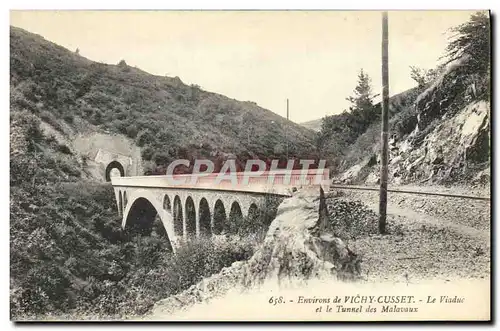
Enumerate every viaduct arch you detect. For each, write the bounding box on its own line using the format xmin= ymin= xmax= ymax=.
xmin=114 ymin=187 xmax=284 ymax=251
xmin=111 ymin=169 xmax=330 ymax=252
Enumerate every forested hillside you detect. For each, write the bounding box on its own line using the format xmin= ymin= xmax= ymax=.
xmin=10 ymin=26 xmax=316 ymax=176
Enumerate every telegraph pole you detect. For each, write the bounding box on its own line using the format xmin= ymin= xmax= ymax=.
xmin=286 ymin=98 xmax=289 ymax=159
xmin=379 ymin=11 xmax=389 ymax=234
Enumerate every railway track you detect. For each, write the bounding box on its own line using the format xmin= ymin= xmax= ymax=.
xmin=329 ymin=184 xmax=491 ymax=201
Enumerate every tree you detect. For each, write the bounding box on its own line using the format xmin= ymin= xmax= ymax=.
xmin=125 ymin=124 xmax=138 ymax=139
xmin=409 ymin=66 xmax=443 ymax=89
xmin=346 ymin=69 xmax=379 ymax=127
xmin=410 ymin=66 xmax=430 ymax=89
xmin=445 ymin=11 xmax=490 ymax=75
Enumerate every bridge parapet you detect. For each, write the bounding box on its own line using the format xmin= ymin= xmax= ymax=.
xmin=111 ymin=169 xmax=330 ymax=195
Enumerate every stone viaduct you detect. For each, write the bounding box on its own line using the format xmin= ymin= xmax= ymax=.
xmin=111 ymin=170 xmax=330 ymax=252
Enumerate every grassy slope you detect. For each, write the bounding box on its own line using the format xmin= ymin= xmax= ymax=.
xmin=300 ymin=118 xmax=322 ymax=132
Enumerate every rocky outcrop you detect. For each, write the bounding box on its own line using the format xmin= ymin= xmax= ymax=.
xmin=415 ymin=57 xmax=470 ymax=131
xmin=147 ymin=188 xmax=361 ymax=319
xmin=394 ymin=58 xmax=490 ymax=184
xmin=335 ymin=57 xmax=490 ymax=186
xmin=240 ymin=188 xmax=360 ymax=287
xmin=389 ymin=100 xmax=490 ymax=184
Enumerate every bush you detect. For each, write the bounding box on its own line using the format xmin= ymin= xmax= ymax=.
xmin=392 ymin=106 xmax=418 ymax=138
xmin=141 ymin=145 xmax=154 ymax=161
xmin=136 ymin=130 xmax=155 ymax=147
xmin=164 ymin=236 xmax=255 ymax=291
xmin=125 ymin=124 xmax=138 ymax=139
xmin=63 ymin=114 xmax=74 ymax=124
xmin=57 ymin=157 xmax=81 ymax=177
xmin=57 ymin=143 xmax=72 ymax=155
xmin=153 ymin=151 xmax=171 ymax=165
xmin=326 ymin=198 xmax=404 ymax=241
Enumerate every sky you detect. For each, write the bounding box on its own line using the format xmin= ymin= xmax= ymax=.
xmin=10 ymin=10 xmax=478 ymax=123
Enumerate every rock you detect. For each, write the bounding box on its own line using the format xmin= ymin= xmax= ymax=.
xmin=390 ymin=155 xmax=402 ymax=165
xmin=432 ymin=155 xmax=444 ymax=165
xmin=334 ymin=55 xmax=489 ymax=186
xmin=148 ymin=188 xmax=361 ymax=318
xmin=365 ymin=172 xmax=379 ymax=185
xmin=472 ymin=167 xmax=490 ymax=185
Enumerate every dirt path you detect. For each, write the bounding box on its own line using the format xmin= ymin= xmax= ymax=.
xmin=333 ymin=186 xmax=491 ymax=282
xmin=363 ymin=199 xmax=490 ymax=244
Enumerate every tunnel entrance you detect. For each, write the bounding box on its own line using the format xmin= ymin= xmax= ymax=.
xmin=105 ymin=161 xmax=125 ymax=182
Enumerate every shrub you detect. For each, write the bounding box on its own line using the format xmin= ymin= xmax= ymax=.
xmin=136 ymin=130 xmax=155 ymax=147
xmin=153 ymin=151 xmax=171 ymax=165
xmin=326 ymin=198 xmax=404 ymax=241
xmin=57 ymin=157 xmax=81 ymax=177
xmin=392 ymin=106 xmax=418 ymax=138
xmin=125 ymin=124 xmax=138 ymax=139
xmin=141 ymin=146 xmax=154 ymax=161
xmin=164 ymin=236 xmax=255 ymax=291
xmin=63 ymin=114 xmax=74 ymax=124
xmin=57 ymin=143 xmax=72 ymax=155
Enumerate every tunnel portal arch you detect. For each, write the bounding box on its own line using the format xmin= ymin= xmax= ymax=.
xmin=105 ymin=160 xmax=125 ymax=182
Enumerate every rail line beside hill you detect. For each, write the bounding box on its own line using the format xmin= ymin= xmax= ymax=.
xmin=330 ymin=185 xmax=491 ymax=201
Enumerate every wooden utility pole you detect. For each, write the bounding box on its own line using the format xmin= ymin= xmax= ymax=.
xmin=286 ymin=98 xmax=289 ymax=159
xmin=379 ymin=11 xmax=389 ymax=234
